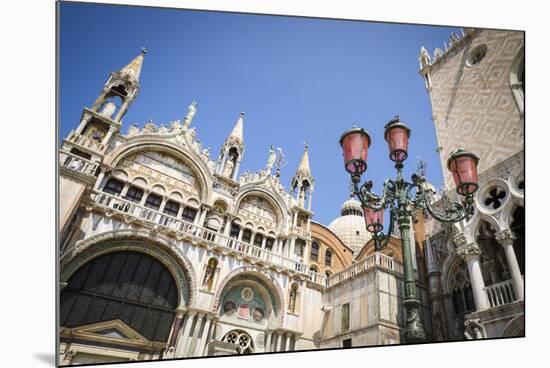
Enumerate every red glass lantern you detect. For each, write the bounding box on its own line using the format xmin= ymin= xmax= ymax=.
xmin=339 ymin=126 xmax=371 ymax=181
xmin=363 ymin=205 xmax=384 ymax=234
xmin=384 ymin=116 xmax=411 ymax=163
xmin=447 ymin=149 xmax=480 ymax=196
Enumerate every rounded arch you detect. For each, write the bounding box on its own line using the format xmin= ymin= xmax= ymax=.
xmin=132 ymin=176 xmax=149 ymax=187
xmin=211 ymin=266 xmax=285 ymax=327
xmin=501 ymin=315 xmax=524 ymax=337
xmin=104 ymin=139 xmax=214 ymax=203
xmin=441 ymin=251 xmax=464 ymax=295
xmin=235 ymin=188 xmax=288 ymax=222
xmin=61 ymin=229 xmax=198 ymax=308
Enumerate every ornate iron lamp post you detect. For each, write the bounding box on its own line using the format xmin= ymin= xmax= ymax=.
xmin=339 ymin=116 xmax=480 ymax=343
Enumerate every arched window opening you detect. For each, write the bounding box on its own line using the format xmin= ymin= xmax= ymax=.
xmin=103 ymin=178 xmax=123 ymax=196
xmin=311 ymin=241 xmax=320 ymax=262
xmin=229 ymin=223 xmax=240 ymax=239
xmin=242 ymin=229 xmax=252 ymax=244
xmin=265 ymin=237 xmax=274 ymax=251
xmin=144 ymin=193 xmax=162 ymax=210
xmin=510 ymin=206 xmax=525 ymax=275
xmin=124 ymin=186 xmax=143 ymax=203
xmin=181 ymin=206 xmax=197 ymax=222
xmin=477 ymin=222 xmax=510 ymax=285
xmin=253 ymin=233 xmax=264 ymax=247
xmin=60 ymin=251 xmax=179 ymax=342
xmin=325 ymin=249 xmax=333 ymax=267
xmin=163 ymin=200 xmax=180 ymax=217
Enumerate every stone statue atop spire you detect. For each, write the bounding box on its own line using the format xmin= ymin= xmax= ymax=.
xmin=183 ymin=100 xmax=197 ymax=129
xmin=266 ymin=145 xmax=276 ymax=173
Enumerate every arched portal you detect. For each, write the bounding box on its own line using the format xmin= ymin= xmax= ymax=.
xmin=60 ymin=251 xmax=180 ymax=343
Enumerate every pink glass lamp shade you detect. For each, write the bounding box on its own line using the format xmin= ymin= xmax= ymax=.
xmin=384 ymin=116 xmax=411 ymax=163
xmin=363 ymin=205 xmax=384 ymax=234
xmin=447 ymin=149 xmax=480 ymax=196
xmin=339 ymin=126 xmax=371 ymax=181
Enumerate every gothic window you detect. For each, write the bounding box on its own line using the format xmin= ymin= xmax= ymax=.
xmin=60 ymin=251 xmax=179 ymax=342
xmin=450 ymin=262 xmax=475 ymax=319
xmin=341 ymin=303 xmax=350 ymax=332
xmin=325 ymin=249 xmax=333 ymax=267
xmin=311 ymin=241 xmax=320 ymax=261
xmin=103 ymin=178 xmax=123 ymax=195
xmin=242 ymin=229 xmax=252 ymax=244
xmin=145 ymin=193 xmax=162 ymax=210
xmin=163 ymin=200 xmax=180 ymax=217
xmin=124 ymin=186 xmax=143 ymax=203
xmin=309 ymin=265 xmax=319 ymax=273
xmin=181 ymin=207 xmax=197 ymax=222
xmin=324 ymin=270 xmax=332 ymax=278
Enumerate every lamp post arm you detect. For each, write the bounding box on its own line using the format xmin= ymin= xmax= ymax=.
xmin=413 ymin=183 xmax=474 ymax=223
xmin=355 ymin=178 xmax=396 ymax=211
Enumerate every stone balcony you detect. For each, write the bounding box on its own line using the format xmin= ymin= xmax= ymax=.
xmin=59 ymin=150 xmax=100 ymax=181
xmin=87 ymin=191 xmax=326 ymax=285
xmin=326 ymin=253 xmax=403 ymax=288
xmin=65 ymin=131 xmax=106 ymax=153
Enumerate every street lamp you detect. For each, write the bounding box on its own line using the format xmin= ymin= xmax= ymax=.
xmin=339 ymin=116 xmax=479 ymax=343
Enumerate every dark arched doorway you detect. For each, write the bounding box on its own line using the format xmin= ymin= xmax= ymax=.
xmin=60 ymin=251 xmax=179 ymax=342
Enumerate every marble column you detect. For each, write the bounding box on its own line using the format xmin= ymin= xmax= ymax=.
xmin=276 ymin=332 xmax=283 ymax=352
xmin=194 ymin=314 xmax=213 ymax=357
xmin=175 ymin=310 xmax=196 ymax=357
xmin=94 ymin=169 xmax=107 ymax=190
xmin=187 ymin=313 xmax=205 ymax=356
xmin=496 ymin=229 xmax=524 ymax=300
xmin=165 ymin=308 xmax=186 ymax=357
xmin=284 ymin=333 xmax=291 ymax=352
xmin=265 ymin=331 xmax=272 ymax=353
xmin=456 ymin=242 xmax=489 ymax=310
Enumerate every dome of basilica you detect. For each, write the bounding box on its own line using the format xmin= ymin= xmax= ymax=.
xmin=328 ymin=197 xmax=372 ymax=256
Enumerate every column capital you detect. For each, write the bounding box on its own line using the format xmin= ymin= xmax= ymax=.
xmin=175 ymin=307 xmax=187 ymax=317
xmin=452 ymin=231 xmax=468 ymax=248
xmin=456 ymin=242 xmax=481 ymax=261
xmin=495 ymin=229 xmax=516 ymax=246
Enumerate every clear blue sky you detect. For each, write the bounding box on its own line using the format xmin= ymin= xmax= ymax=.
xmin=59 ymin=2 xmax=459 ymax=226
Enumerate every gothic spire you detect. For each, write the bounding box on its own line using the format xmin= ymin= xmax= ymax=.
xmin=296 ymin=143 xmax=312 ymax=178
xmin=226 ymin=111 xmax=244 ymax=145
xmin=118 ymin=47 xmax=147 ymax=84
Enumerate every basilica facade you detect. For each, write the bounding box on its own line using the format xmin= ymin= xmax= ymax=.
xmin=57 ymin=27 xmax=524 ymax=366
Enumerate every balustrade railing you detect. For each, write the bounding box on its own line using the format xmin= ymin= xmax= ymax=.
xmin=90 ymin=191 xmax=326 ymax=284
xmin=327 ymin=252 xmax=403 ymax=287
xmin=59 ymin=151 xmax=99 ymax=176
xmin=291 ymin=225 xmax=311 ymax=238
xmin=484 ymin=278 xmax=518 ymax=308
xmin=67 ymin=131 xmax=106 ymax=152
